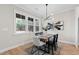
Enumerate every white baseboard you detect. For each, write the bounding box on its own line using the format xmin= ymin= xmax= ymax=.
xmin=0 ymin=40 xmax=33 ymax=53
xmin=58 ymin=40 xmax=75 ymax=45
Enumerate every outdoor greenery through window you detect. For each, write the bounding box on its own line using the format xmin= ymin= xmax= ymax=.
xmin=16 ymin=13 xmax=26 ymax=32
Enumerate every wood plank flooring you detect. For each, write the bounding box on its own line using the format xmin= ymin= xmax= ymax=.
xmin=0 ymin=42 xmax=79 ymax=55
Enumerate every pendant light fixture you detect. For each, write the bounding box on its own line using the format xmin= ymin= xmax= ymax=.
xmin=42 ymin=4 xmax=64 ymax=31
xmin=42 ymin=4 xmax=54 ymax=31
xmin=46 ymin=4 xmax=48 ymax=20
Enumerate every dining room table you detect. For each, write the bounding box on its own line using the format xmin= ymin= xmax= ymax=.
xmin=38 ymin=34 xmax=56 ymax=54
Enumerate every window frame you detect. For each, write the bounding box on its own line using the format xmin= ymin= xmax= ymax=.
xmin=14 ymin=9 xmax=41 ymax=34
xmin=28 ymin=17 xmax=34 ymax=32
xmin=14 ymin=9 xmax=27 ymax=34
xmin=35 ymin=19 xmax=40 ymax=32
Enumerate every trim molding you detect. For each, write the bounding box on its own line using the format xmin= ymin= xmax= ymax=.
xmin=58 ymin=40 xmax=75 ymax=45
xmin=0 ymin=40 xmax=33 ymax=53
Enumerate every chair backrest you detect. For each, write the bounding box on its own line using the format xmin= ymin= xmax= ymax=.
xmin=33 ymin=36 xmax=40 ymax=46
xmin=48 ymin=34 xmax=58 ymax=44
xmin=32 ymin=36 xmax=41 ymax=46
xmin=48 ymin=35 xmax=54 ymax=42
xmin=48 ymin=35 xmax=55 ymax=45
xmin=35 ymin=32 xmax=43 ymax=36
xmin=55 ymin=34 xmax=58 ymax=43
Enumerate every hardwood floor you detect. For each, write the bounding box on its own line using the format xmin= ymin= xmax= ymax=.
xmin=0 ymin=42 xmax=79 ymax=55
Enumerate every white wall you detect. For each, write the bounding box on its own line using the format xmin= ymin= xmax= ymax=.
xmin=75 ymin=7 xmax=79 ymax=46
xmin=54 ymin=9 xmax=76 ymax=44
xmin=0 ymin=5 xmax=40 ymax=52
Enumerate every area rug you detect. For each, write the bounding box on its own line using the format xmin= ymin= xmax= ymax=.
xmin=24 ymin=46 xmax=61 ymax=55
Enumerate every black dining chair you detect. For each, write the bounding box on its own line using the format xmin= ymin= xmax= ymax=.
xmin=31 ymin=36 xmax=47 ymax=55
xmin=45 ymin=34 xmax=58 ymax=55
xmin=45 ymin=35 xmax=55 ymax=55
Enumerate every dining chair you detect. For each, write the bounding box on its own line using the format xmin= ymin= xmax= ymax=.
xmin=31 ymin=36 xmax=46 ymax=55
xmin=45 ymin=34 xmax=58 ymax=55
xmin=45 ymin=35 xmax=55 ymax=54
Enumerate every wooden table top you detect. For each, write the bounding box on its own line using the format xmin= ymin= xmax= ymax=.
xmin=39 ymin=34 xmax=53 ymax=43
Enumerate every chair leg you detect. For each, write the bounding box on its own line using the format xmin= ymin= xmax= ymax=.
xmin=52 ymin=46 xmax=54 ymax=55
xmin=42 ymin=46 xmax=47 ymax=55
xmin=31 ymin=45 xmax=34 ymax=54
xmin=54 ymin=43 xmax=58 ymax=51
xmin=31 ymin=46 xmax=38 ymax=54
xmin=48 ymin=45 xmax=50 ymax=53
xmin=54 ymin=45 xmax=56 ymax=51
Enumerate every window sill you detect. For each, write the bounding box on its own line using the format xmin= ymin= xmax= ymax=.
xmin=15 ymin=31 xmax=26 ymax=35
xmin=14 ymin=31 xmax=34 ymax=35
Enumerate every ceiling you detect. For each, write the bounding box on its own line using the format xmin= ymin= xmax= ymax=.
xmin=15 ymin=4 xmax=79 ymax=18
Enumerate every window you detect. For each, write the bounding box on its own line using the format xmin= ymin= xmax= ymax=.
xmin=35 ymin=26 xmax=39 ymax=31
xmin=28 ymin=17 xmax=34 ymax=32
xmin=16 ymin=13 xmax=26 ymax=33
xmin=35 ymin=19 xmax=39 ymax=32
